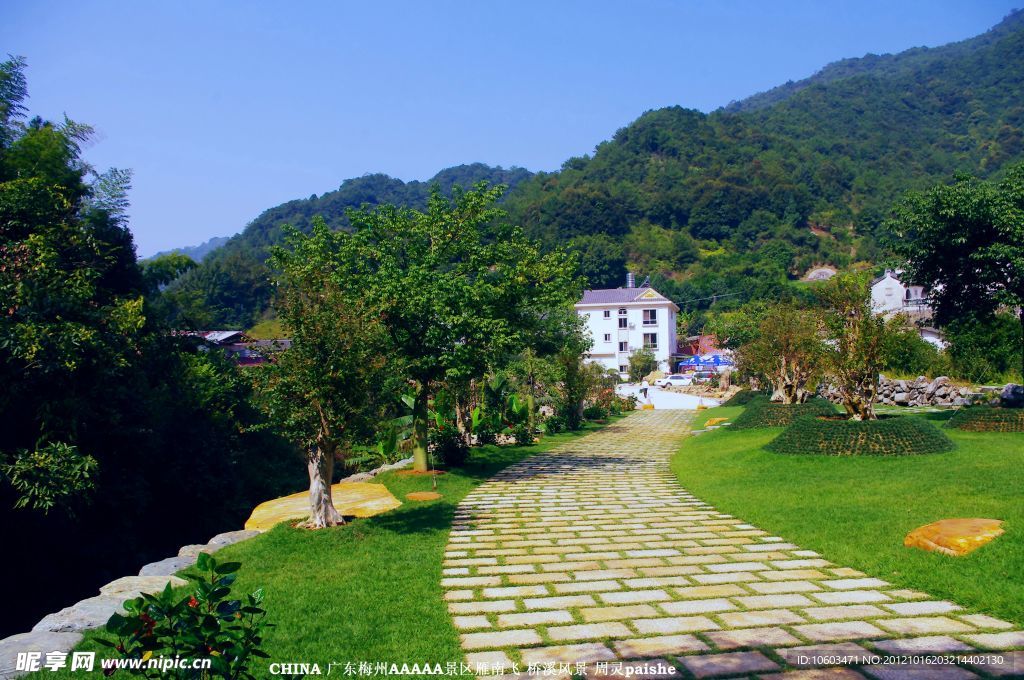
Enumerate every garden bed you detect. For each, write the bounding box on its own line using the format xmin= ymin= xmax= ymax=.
xmin=766 ymin=414 xmax=955 ymax=456
xmin=720 ymin=390 xmax=769 ymax=407
xmin=948 ymin=406 xmax=1024 ymax=432
xmin=729 ymin=396 xmax=837 ymax=429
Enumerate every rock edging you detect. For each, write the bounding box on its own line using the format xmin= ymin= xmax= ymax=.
xmin=1 ymin=456 xmax=414 ymax=677
xmin=819 ymin=377 xmax=1023 ymax=408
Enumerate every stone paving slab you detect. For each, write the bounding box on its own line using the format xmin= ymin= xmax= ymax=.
xmin=442 ymin=411 xmax=1024 ymax=678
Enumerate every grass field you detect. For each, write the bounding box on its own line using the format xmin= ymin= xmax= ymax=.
xmin=51 ymin=420 xmax=617 ymax=678
xmin=671 ymin=405 xmax=1024 ymax=626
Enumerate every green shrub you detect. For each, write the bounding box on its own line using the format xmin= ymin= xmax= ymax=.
xmin=582 ymin=405 xmax=609 ymax=421
xmin=430 ymin=425 xmax=469 ymax=466
xmin=948 ymin=406 xmax=1024 ymax=432
xmin=543 ymin=414 xmax=566 ymax=434
xmin=766 ymin=415 xmax=955 ymax=456
xmin=511 ymin=423 xmax=534 ymax=446
xmin=99 ymin=553 xmax=269 ymax=678
xmin=730 ymin=397 xmax=837 ymax=429
xmin=721 ymin=390 xmax=769 ymax=407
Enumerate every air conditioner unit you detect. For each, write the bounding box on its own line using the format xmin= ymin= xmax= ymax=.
xmin=628 ymin=323 xmax=635 ymax=329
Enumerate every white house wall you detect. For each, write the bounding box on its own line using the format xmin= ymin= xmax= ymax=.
xmin=576 ymin=303 xmax=677 ymax=375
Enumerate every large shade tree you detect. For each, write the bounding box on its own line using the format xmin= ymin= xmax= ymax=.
xmin=887 ymin=164 xmax=1024 ymax=376
xmin=817 ymin=272 xmax=906 ymax=420
xmin=253 ymin=223 xmax=392 ymax=528
xmin=734 ymin=304 xmax=824 ymax=404
xmin=339 ymin=183 xmax=583 ymax=471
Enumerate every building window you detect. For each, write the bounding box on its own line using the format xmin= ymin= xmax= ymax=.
xmin=603 ymin=310 xmax=611 ymax=318
xmin=643 ymin=309 xmax=658 ymax=326
xmin=619 ymin=364 xmax=628 ymax=373
xmin=603 ymin=333 xmax=611 ymax=342
xmin=618 ymin=341 xmax=628 ymax=352
xmin=643 ymin=333 xmax=658 ymax=349
xmin=618 ymin=308 xmax=627 ymax=316
xmin=618 ymin=317 xmax=628 ymax=329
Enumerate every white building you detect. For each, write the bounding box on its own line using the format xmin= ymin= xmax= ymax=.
xmin=574 ymin=277 xmax=679 ymax=377
xmin=870 ymin=270 xmax=946 ymax=348
xmin=870 ymin=270 xmax=929 ymax=314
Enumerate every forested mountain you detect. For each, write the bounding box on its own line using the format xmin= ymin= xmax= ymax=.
xmin=163 ymin=163 xmax=533 ymax=327
xmin=166 ymin=10 xmax=1024 ymax=329
xmin=502 ymin=9 xmax=1024 ymax=312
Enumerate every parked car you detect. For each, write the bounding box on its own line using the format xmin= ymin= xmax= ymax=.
xmin=691 ymin=370 xmax=718 ymax=384
xmin=655 ymin=374 xmax=693 ymax=388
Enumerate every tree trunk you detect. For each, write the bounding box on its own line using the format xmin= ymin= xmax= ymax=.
xmin=304 ymin=445 xmax=343 ymax=529
xmin=412 ymin=381 xmax=430 ymax=472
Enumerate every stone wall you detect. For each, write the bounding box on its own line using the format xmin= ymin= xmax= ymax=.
xmin=818 ymin=376 xmax=1023 ymax=408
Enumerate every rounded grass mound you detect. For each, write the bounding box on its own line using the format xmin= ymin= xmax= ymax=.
xmin=948 ymin=406 xmax=1024 ymax=432
xmin=721 ymin=390 xmax=769 ymax=407
xmin=730 ymin=396 xmax=837 ymax=429
xmin=766 ymin=415 xmax=955 ymax=456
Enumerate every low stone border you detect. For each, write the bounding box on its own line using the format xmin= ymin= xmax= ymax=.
xmin=0 ymin=529 xmax=260 ymax=678
xmin=0 ymin=456 xmax=415 ymax=678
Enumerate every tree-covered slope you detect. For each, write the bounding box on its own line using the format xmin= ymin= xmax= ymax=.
xmin=724 ymin=9 xmax=1024 ymax=113
xmin=502 ymin=9 xmax=1024 ymax=309
xmin=163 ymin=163 xmax=532 ymax=327
xmin=165 ymin=10 xmax=1024 ymax=328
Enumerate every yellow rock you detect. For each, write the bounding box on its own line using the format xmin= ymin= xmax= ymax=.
xmin=245 ymin=482 xmax=401 ymax=531
xmin=406 ymin=491 xmax=443 ymax=501
xmin=706 ymin=417 xmax=729 ymax=426
xmin=904 ymin=518 xmax=1004 ymax=557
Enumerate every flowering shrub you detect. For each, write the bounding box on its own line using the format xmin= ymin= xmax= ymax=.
xmin=98 ymin=553 xmax=270 ymax=678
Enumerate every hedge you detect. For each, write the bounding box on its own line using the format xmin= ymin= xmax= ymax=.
xmin=721 ymin=390 xmax=769 ymax=407
xmin=948 ymin=406 xmax=1024 ymax=432
xmin=730 ymin=396 xmax=837 ymax=429
xmin=766 ymin=415 xmax=955 ymax=456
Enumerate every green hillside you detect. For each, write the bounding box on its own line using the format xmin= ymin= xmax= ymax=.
xmin=162 ymin=163 xmax=533 ymax=327
xmin=165 ymin=10 xmax=1024 ymax=328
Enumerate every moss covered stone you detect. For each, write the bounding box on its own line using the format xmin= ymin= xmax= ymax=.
xmin=730 ymin=396 xmax=837 ymax=429
xmin=766 ymin=415 xmax=955 ymax=456
xmin=948 ymin=406 xmax=1024 ymax=432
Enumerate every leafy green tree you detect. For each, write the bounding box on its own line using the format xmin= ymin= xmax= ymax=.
xmin=817 ymin=272 xmax=905 ymax=420
xmin=142 ymin=252 xmax=197 ymax=291
xmin=944 ymin=312 xmax=1022 ymax=383
xmin=336 ymin=183 xmax=583 ymax=471
xmin=252 ymin=223 xmax=391 ymax=527
xmin=628 ymin=348 xmax=658 ymax=382
xmin=887 ymin=164 xmax=1024 ymax=376
xmin=734 ymin=304 xmax=824 ymax=403
xmin=568 ymin=233 xmax=627 ymax=289
xmin=0 ymin=57 xmax=146 ymax=511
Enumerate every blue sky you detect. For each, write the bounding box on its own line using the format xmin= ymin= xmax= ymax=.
xmin=2 ymin=0 xmax=1019 ymax=256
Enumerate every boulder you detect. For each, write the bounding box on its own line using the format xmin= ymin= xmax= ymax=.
xmin=905 ymin=518 xmax=1004 ymax=557
xmin=893 ymin=392 xmax=910 ymax=405
xmin=207 ymin=530 xmax=260 ymax=547
xmin=178 ymin=543 xmax=216 ymax=558
xmin=1000 ymin=384 xmax=1024 ymax=408
xmin=100 ymin=575 xmax=187 ymax=599
xmin=0 ymin=631 xmax=83 ymax=678
xmin=139 ymin=555 xmax=196 ymax=576
xmin=33 ymin=596 xmax=124 ymax=633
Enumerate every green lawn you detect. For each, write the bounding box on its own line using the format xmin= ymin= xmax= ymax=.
xmin=671 ymin=405 xmax=1024 ymax=626
xmin=54 ymin=419 xmax=617 ymax=678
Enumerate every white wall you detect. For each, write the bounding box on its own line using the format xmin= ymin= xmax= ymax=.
xmin=578 ymin=304 xmax=676 ymax=375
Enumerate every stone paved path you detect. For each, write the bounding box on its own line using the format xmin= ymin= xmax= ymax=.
xmin=442 ymin=411 xmax=1024 ymax=679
